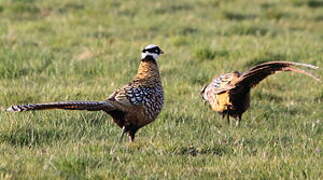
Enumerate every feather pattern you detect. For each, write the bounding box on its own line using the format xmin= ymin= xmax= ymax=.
xmin=201 ymin=61 xmax=320 ymax=125
xmin=6 ymin=45 xmax=164 ymax=141
xmin=6 ymin=101 xmax=113 ymax=112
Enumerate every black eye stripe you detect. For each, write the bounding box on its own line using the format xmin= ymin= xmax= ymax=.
xmin=146 ymin=47 xmax=160 ymax=53
xmin=149 ymin=49 xmax=159 ymax=53
xmin=142 ymin=46 xmax=161 ymax=54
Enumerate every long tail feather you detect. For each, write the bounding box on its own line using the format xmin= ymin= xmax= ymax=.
xmin=6 ymin=101 xmax=114 ymax=112
xmin=290 ymin=62 xmax=319 ymax=69
xmin=282 ymin=66 xmax=321 ymax=82
xmin=236 ymin=61 xmax=320 ymax=89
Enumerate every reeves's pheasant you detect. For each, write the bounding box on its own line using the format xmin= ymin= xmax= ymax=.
xmin=7 ymin=44 xmax=165 ymax=142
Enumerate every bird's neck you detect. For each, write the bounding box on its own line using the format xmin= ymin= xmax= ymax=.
xmin=134 ymin=58 xmax=161 ymax=82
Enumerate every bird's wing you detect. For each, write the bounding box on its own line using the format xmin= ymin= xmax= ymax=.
xmin=201 ymin=73 xmax=238 ymax=101
xmin=107 ymin=82 xmax=146 ymax=108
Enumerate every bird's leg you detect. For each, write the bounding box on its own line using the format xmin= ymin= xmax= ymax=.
xmin=128 ymin=128 xmax=138 ymax=142
xmin=119 ymin=126 xmax=127 ymax=143
xmin=110 ymin=126 xmax=127 ymax=155
xmin=128 ymin=133 xmax=135 ymax=142
xmin=235 ymin=115 xmax=242 ymax=127
xmin=226 ymin=114 xmax=230 ymax=125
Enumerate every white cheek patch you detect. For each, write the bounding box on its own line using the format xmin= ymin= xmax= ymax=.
xmin=141 ymin=52 xmax=159 ymax=60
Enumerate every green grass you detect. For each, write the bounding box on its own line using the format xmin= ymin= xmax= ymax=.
xmin=0 ymin=0 xmax=322 ymax=179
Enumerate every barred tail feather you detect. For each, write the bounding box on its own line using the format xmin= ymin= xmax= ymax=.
xmin=6 ymin=101 xmax=114 ymax=112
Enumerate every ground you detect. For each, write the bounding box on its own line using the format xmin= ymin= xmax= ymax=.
xmin=0 ymin=0 xmax=322 ymax=179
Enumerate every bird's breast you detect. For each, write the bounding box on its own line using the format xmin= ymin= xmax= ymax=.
xmin=210 ymin=92 xmax=232 ymax=112
xmin=125 ymin=84 xmax=164 ymax=122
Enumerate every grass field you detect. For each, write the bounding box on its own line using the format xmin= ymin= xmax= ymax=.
xmin=0 ymin=0 xmax=322 ymax=179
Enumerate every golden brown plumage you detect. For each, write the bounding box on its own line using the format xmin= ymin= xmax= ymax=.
xmin=201 ymin=61 xmax=320 ymax=126
xmin=6 ymin=44 xmax=164 ymax=142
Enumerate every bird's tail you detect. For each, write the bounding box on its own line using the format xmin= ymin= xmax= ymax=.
xmin=6 ymin=100 xmax=115 ymax=112
xmin=235 ymin=61 xmax=320 ymax=90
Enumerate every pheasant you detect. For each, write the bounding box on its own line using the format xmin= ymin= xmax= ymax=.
xmin=6 ymin=44 xmax=165 ymax=142
xmin=200 ymin=61 xmax=320 ymax=126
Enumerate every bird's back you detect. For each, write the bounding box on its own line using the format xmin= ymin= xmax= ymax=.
xmin=201 ymin=72 xmax=241 ymax=113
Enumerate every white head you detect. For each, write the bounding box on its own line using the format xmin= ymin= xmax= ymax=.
xmin=141 ymin=44 xmax=164 ymax=60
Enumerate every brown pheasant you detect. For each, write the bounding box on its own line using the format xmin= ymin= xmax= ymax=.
xmin=6 ymin=44 xmax=164 ymax=142
xmin=200 ymin=61 xmax=320 ymax=126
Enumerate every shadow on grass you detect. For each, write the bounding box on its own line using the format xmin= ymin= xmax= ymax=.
xmin=314 ymin=15 xmax=323 ymax=22
xmin=117 ymin=9 xmax=136 ymax=16
xmin=293 ymin=0 xmax=323 ymax=8
xmin=314 ymin=91 xmax=323 ymax=102
xmin=57 ymin=3 xmax=85 ymax=14
xmin=10 ymin=0 xmax=36 ymax=2
xmin=163 ymin=112 xmax=198 ymax=125
xmin=223 ymin=25 xmax=279 ymax=37
xmin=261 ymin=2 xmax=276 ymax=9
xmin=307 ymin=0 xmax=323 ymax=8
xmin=6 ymin=2 xmax=40 ymax=19
xmin=155 ymin=4 xmax=193 ymax=14
xmin=223 ymin=12 xmax=256 ymax=21
xmin=268 ymin=136 xmax=294 ymax=146
xmin=279 ymin=106 xmax=311 ymax=116
xmin=171 ymin=144 xmax=233 ymax=156
xmin=264 ymin=11 xmax=291 ymax=20
xmin=177 ymin=27 xmax=199 ymax=36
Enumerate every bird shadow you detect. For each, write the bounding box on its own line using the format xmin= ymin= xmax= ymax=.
xmin=170 ymin=144 xmax=233 ymax=157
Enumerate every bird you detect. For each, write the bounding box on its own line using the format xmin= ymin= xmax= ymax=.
xmin=200 ymin=61 xmax=320 ymax=126
xmin=6 ymin=44 xmax=165 ymax=142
